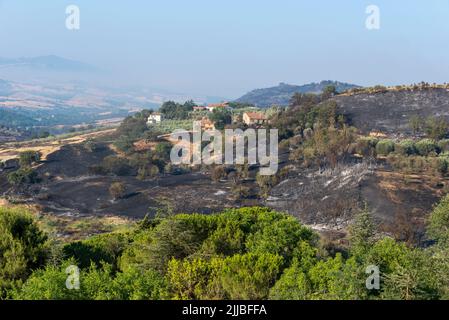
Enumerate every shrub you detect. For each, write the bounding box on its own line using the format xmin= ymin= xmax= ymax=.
xmin=428 ymin=195 xmax=449 ymax=244
xmin=84 ymin=139 xmax=100 ymax=152
xmin=217 ymin=253 xmax=283 ymax=300
xmin=231 ymin=185 xmax=251 ymax=199
xmin=0 ymin=207 xmax=48 ymax=298
xmin=256 ymin=173 xmax=279 ymax=197
xmin=396 ymin=139 xmax=416 ymax=156
xmin=19 ymin=151 xmax=41 ymax=167
xmin=7 ymin=168 xmax=39 ymax=185
xmin=437 ymin=158 xmax=449 ymax=176
xmin=211 ymin=165 xmax=227 ymax=182
xmin=376 ymin=139 xmax=395 ymax=156
xmin=425 ymin=117 xmax=448 ymax=140
xmin=415 ymin=139 xmax=439 ymax=156
xmin=102 ymin=156 xmax=133 ymax=176
xmin=63 ymin=233 xmax=130 ymax=269
xmin=353 ymin=137 xmax=378 ymax=157
xmin=438 ymin=139 xmax=449 ymax=153
xmin=154 ymin=142 xmax=172 ymax=161
xmin=113 ymin=136 xmax=135 ymax=154
xmin=109 ymin=182 xmax=126 ymax=200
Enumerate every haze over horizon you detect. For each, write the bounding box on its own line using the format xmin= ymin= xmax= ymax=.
xmin=1 ymin=0 xmax=449 ymax=98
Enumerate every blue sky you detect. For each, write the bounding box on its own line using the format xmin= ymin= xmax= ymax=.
xmin=1 ymin=0 xmax=449 ymax=98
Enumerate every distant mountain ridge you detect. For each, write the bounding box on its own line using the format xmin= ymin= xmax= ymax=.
xmin=236 ymin=80 xmax=360 ymax=107
xmin=0 ymin=55 xmax=96 ymax=72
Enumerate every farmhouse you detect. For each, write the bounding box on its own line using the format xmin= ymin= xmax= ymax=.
xmin=147 ymin=112 xmax=163 ymax=125
xmin=206 ymin=102 xmax=230 ymax=112
xmin=243 ymin=112 xmax=268 ymax=126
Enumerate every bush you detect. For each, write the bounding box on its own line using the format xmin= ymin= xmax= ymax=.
xmin=425 ymin=117 xmax=448 ymax=140
xmin=231 ymin=185 xmax=251 ymax=199
xmin=113 ymin=136 xmax=136 ymax=154
xmin=396 ymin=139 xmax=417 ymax=156
xmin=63 ymin=233 xmax=130 ymax=269
xmin=19 ymin=151 xmax=41 ymax=167
xmin=0 ymin=207 xmax=48 ymax=298
xmin=7 ymin=167 xmax=39 ymax=185
xmin=353 ymin=137 xmax=378 ymax=157
xmin=211 ymin=165 xmax=227 ymax=182
xmin=137 ymin=165 xmax=160 ymax=180
xmin=428 ymin=195 xmax=449 ymax=244
xmin=437 ymin=158 xmax=448 ymax=176
xmin=84 ymin=139 xmax=100 ymax=152
xmin=218 ymin=253 xmax=283 ymax=300
xmin=154 ymin=142 xmax=172 ymax=161
xmin=415 ymin=139 xmax=439 ymax=156
xmin=109 ymin=182 xmax=126 ymax=200
xmin=376 ymin=139 xmax=395 ymax=156
xmin=14 ymin=262 xmax=168 ymax=300
xmin=102 ymin=156 xmax=133 ymax=176
xmin=438 ymin=139 xmax=449 ymax=153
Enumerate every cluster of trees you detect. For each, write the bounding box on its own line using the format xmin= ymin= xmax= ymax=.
xmin=90 ymin=111 xmax=178 ymax=180
xmin=209 ymin=109 xmax=232 ymax=130
xmin=274 ymin=98 xmax=356 ymax=168
xmin=409 ymin=116 xmax=448 ymax=140
xmin=2 ymin=202 xmax=449 ymax=300
xmin=89 ymin=142 xmax=173 ymax=180
xmin=159 ymin=100 xmax=196 ymax=120
xmin=350 ymin=137 xmax=449 ymax=176
xmin=113 ymin=111 xmax=154 ymax=154
xmin=353 ymin=137 xmax=448 ymax=157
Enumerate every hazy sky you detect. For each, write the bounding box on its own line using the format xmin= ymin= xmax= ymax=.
xmin=1 ymin=0 xmax=449 ymax=98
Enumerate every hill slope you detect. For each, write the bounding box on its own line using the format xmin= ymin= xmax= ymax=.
xmin=236 ymin=80 xmax=359 ymax=107
xmin=333 ymin=87 xmax=449 ymax=134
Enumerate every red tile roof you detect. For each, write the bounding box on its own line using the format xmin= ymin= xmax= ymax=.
xmin=244 ymin=112 xmax=267 ymax=120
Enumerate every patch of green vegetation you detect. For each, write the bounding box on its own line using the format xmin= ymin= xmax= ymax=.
xmin=2 ymin=204 xmax=449 ymax=300
xmin=7 ymin=167 xmax=39 ymax=185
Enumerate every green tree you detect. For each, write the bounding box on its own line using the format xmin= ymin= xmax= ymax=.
xmin=0 ymin=207 xmax=48 ymax=298
xmin=167 ymin=258 xmax=220 ymax=300
xmin=19 ymin=151 xmax=41 ymax=167
xmin=428 ymin=195 xmax=449 ymax=244
xmin=348 ymin=206 xmax=376 ymax=257
xmin=409 ymin=115 xmax=422 ymax=135
xmin=209 ymin=109 xmax=232 ymax=130
xmin=218 ymin=253 xmax=283 ymax=300
xmin=322 ymin=85 xmax=337 ymax=100
xmin=154 ymin=142 xmax=173 ymax=161
xmin=425 ymin=117 xmax=448 ymax=140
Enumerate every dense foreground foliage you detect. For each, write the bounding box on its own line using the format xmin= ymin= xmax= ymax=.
xmin=1 ymin=203 xmax=449 ymax=300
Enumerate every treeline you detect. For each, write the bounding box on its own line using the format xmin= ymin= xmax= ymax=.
xmin=1 ymin=201 xmax=449 ymax=300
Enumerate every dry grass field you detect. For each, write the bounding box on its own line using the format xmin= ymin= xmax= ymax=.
xmin=0 ymin=128 xmax=116 ymax=162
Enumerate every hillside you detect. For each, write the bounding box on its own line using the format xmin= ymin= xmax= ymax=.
xmin=333 ymin=86 xmax=449 ymax=134
xmin=236 ymin=80 xmax=359 ymax=107
xmin=0 ymin=79 xmax=13 ymax=96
